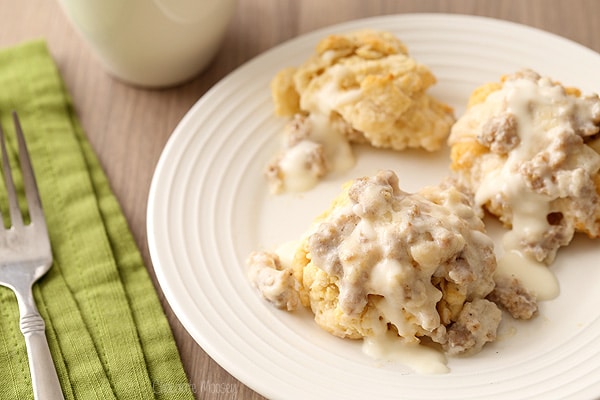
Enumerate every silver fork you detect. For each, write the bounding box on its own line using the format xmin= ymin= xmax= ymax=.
xmin=0 ymin=112 xmax=64 ymax=399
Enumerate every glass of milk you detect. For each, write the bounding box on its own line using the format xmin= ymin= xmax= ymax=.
xmin=58 ymin=0 xmax=237 ymax=87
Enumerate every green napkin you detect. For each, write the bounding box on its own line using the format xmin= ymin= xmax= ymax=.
xmin=0 ymin=41 xmax=194 ymax=399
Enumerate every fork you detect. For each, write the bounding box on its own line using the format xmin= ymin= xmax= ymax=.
xmin=0 ymin=112 xmax=64 ymax=399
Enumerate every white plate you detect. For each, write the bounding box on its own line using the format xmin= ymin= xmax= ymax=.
xmin=147 ymin=14 xmax=600 ymax=400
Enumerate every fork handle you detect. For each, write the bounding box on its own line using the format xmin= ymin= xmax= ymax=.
xmin=19 ymin=306 xmax=65 ymax=400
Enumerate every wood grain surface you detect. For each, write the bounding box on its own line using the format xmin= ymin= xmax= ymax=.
xmin=1 ymin=1 xmax=598 ymax=399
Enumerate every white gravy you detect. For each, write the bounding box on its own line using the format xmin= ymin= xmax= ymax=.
xmin=362 ymin=330 xmax=449 ymax=374
xmin=495 ymin=250 xmax=560 ymax=301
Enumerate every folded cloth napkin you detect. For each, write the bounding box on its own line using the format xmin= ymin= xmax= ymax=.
xmin=0 ymin=41 xmax=194 ymax=399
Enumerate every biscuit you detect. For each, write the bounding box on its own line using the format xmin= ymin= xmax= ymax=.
xmin=249 ymin=170 xmax=506 ymax=356
xmin=449 ymin=69 xmax=600 ymax=263
xmin=267 ymin=30 xmax=455 ymax=193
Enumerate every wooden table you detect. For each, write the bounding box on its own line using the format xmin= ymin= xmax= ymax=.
xmin=1 ymin=1 xmax=599 ymax=399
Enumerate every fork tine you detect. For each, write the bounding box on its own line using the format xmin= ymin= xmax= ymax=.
xmin=0 ymin=115 xmax=23 ymax=228
xmin=12 ymin=111 xmax=45 ymax=227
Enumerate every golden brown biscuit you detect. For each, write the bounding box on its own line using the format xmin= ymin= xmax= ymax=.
xmin=449 ymin=69 xmax=600 ymax=263
xmin=249 ymin=170 xmax=505 ymax=356
xmin=266 ymin=30 xmax=455 ymax=193
xmin=273 ymin=29 xmax=454 ymax=152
